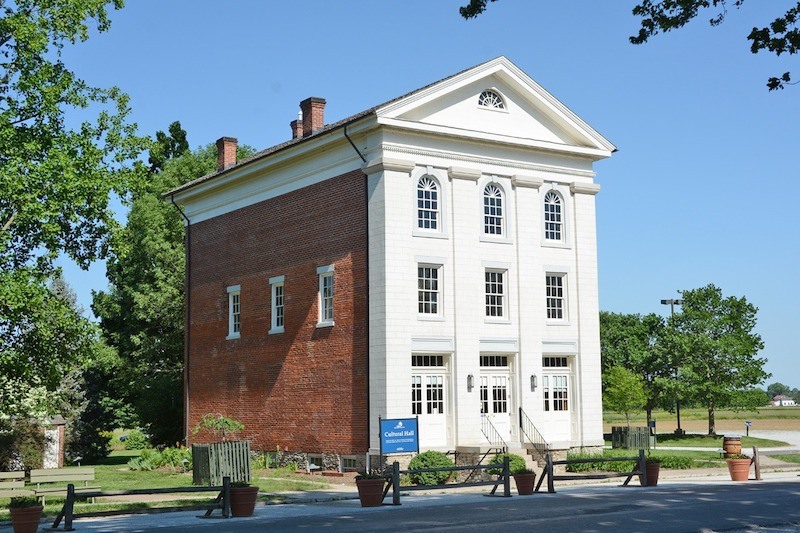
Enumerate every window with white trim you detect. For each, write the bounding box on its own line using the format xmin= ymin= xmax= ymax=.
xmin=269 ymin=276 xmax=284 ymax=334
xmin=546 ymin=274 xmax=565 ymax=320
xmin=417 ymin=176 xmax=440 ymax=231
xmin=478 ymin=89 xmax=505 ymax=110
xmin=317 ymin=265 xmax=334 ymax=327
xmin=418 ymin=264 xmax=441 ymax=316
xmin=485 ymin=269 xmax=506 ymax=318
xmin=543 ymin=375 xmax=569 ymax=412
xmin=483 ymin=184 xmax=504 ymax=236
xmin=544 ymin=191 xmax=563 ymax=241
xmin=227 ymin=285 xmax=241 ymax=339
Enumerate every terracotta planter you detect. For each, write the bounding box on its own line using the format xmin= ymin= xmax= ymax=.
xmin=727 ymin=458 xmax=751 ymax=481
xmin=640 ymin=461 xmax=661 ymax=486
xmin=356 ymin=477 xmax=386 ymax=507
xmin=229 ymin=485 xmax=259 ymax=517
xmin=10 ymin=506 xmax=43 ymax=533
xmin=513 ymin=473 xmax=536 ymax=495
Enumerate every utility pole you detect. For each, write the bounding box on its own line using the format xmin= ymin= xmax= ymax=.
xmin=661 ymin=298 xmax=684 ymax=436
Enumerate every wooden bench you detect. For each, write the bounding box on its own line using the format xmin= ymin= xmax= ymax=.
xmin=30 ymin=467 xmax=99 ymax=505
xmin=0 ymin=471 xmax=34 ymax=498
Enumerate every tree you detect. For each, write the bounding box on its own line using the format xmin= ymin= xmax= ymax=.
xmin=604 ymin=366 xmax=647 ymax=429
xmin=459 ymin=1 xmax=800 ymax=90
xmin=766 ymin=382 xmax=791 ymax=398
xmin=599 ymin=311 xmax=668 ymax=425
xmin=0 ymin=0 xmax=145 ymax=422
xmin=666 ymin=284 xmax=769 ymax=435
xmin=93 ymin=139 xmax=255 ymax=445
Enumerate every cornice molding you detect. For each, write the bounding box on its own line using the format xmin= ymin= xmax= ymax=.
xmin=362 ymin=156 xmax=415 ymax=176
xmin=448 ymin=166 xmax=482 ymax=182
xmin=570 ymin=182 xmax=601 ymax=196
xmin=511 ymin=174 xmax=543 ymax=189
xmin=383 ymin=144 xmax=596 ymax=180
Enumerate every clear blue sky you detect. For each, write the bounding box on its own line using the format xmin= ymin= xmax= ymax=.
xmin=57 ymin=1 xmax=799 ymax=388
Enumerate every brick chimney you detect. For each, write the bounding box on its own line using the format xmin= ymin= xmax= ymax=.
xmin=216 ymin=137 xmax=237 ymax=172
xmin=300 ymin=97 xmax=326 ymax=137
xmin=290 ymin=111 xmax=303 ymax=139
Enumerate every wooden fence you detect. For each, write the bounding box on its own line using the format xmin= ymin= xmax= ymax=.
xmin=192 ymin=440 xmax=251 ymax=486
xmin=611 ymin=426 xmax=652 ymax=449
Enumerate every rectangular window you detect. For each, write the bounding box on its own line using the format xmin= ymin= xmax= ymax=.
xmin=546 ymin=274 xmax=565 ymax=320
xmin=411 ymin=375 xmax=422 ymax=415
xmin=269 ymin=276 xmax=284 ymax=334
xmin=418 ymin=265 xmax=440 ymax=315
xmin=543 ymin=375 xmax=550 ymax=411
xmin=426 ymin=375 xmax=444 ymax=414
xmin=480 ymin=376 xmax=489 ymax=414
xmin=317 ymin=265 xmax=334 ymax=327
xmin=542 ymin=374 xmax=569 ymax=411
xmin=227 ymin=285 xmax=241 ymax=340
xmin=485 ymin=270 xmax=505 ymax=318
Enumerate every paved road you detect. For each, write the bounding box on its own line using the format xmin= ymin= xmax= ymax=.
xmin=71 ymin=472 xmax=800 ymax=533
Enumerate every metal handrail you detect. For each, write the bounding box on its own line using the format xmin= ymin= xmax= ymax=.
xmin=481 ymin=413 xmax=509 ymax=452
xmin=518 ymin=407 xmax=550 ymax=458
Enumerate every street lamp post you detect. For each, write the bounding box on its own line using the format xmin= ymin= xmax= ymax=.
xmin=661 ymin=298 xmax=684 ymax=436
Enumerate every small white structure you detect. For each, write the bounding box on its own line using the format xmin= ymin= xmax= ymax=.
xmin=772 ymin=395 xmax=796 ymax=407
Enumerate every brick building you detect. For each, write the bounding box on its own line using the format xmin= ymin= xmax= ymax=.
xmin=168 ymin=57 xmax=615 ymax=470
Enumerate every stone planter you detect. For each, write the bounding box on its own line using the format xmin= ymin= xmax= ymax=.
xmin=513 ymin=472 xmax=536 ymax=495
xmin=356 ymin=477 xmax=386 ymax=507
xmin=726 ymin=458 xmax=751 ymax=481
xmin=229 ymin=485 xmax=259 ymax=517
xmin=10 ymin=506 xmax=44 ymax=533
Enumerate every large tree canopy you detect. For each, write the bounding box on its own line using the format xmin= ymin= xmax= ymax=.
xmin=460 ymin=0 xmax=800 ymax=90
xmin=0 ymin=0 xmax=145 ymax=422
xmin=666 ymin=284 xmax=768 ymax=435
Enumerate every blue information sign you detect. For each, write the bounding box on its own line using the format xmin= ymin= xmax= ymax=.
xmin=380 ymin=418 xmax=419 ymax=455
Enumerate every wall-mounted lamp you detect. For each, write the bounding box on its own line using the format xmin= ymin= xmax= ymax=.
xmin=530 ymin=374 xmax=538 ymax=392
xmin=467 ymin=374 xmax=474 ymax=392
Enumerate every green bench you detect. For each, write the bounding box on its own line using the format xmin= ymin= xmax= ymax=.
xmin=30 ymin=467 xmax=99 ymax=505
xmin=0 ymin=471 xmax=33 ymax=498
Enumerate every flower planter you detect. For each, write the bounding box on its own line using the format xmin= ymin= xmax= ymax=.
xmin=513 ymin=473 xmax=536 ymax=495
xmin=229 ymin=485 xmax=259 ymax=517
xmin=10 ymin=506 xmax=44 ymax=533
xmin=726 ymin=458 xmax=751 ymax=481
xmin=640 ymin=461 xmax=661 ymax=486
xmin=356 ymin=477 xmax=386 ymax=507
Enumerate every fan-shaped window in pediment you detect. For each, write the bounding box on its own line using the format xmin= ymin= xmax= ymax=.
xmin=478 ymin=90 xmax=505 ymax=110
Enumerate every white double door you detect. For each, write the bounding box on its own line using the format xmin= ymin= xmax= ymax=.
xmin=481 ymin=372 xmax=512 ymax=443
xmin=412 ymin=373 xmax=448 ymax=447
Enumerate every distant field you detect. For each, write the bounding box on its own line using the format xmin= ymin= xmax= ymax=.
xmin=604 ymin=406 xmax=800 ymax=433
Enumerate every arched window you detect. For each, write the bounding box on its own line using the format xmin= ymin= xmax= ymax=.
xmin=417 ymin=176 xmax=439 ymax=230
xmin=544 ymin=191 xmax=563 ymax=241
xmin=478 ymin=90 xmax=505 ymax=110
xmin=483 ymin=184 xmax=504 ymax=235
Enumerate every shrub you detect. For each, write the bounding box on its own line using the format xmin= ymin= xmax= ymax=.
xmin=127 ymin=448 xmax=163 ymax=471
xmin=565 ymin=451 xmax=634 ymax=473
xmin=123 ymin=429 xmax=149 ymax=450
xmin=160 ymin=446 xmax=192 ymax=470
xmin=658 ymin=455 xmax=693 ymax=469
xmin=408 ymin=450 xmax=454 ymax=485
xmin=488 ymin=453 xmax=527 ymax=475
xmin=0 ymin=419 xmax=45 ymax=471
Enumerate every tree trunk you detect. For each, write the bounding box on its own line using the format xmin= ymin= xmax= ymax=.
xmin=708 ymin=402 xmax=716 ymax=436
xmin=646 ymin=408 xmax=652 ymax=428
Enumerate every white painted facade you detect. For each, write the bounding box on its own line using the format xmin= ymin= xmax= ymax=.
xmin=172 ymin=57 xmax=614 ymax=454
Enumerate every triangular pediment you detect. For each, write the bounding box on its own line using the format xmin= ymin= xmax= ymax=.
xmin=375 ymin=57 xmax=615 ymax=157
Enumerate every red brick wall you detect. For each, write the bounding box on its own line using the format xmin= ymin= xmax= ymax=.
xmin=186 ymin=170 xmax=368 ymax=455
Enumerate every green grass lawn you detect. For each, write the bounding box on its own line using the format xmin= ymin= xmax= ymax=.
xmin=604 ymin=406 xmax=800 ymax=425
xmin=771 ymin=454 xmax=800 ymax=464
xmin=0 ymin=451 xmax=330 ymax=522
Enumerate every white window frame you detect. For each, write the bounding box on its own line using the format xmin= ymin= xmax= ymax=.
xmin=483 ymin=183 xmax=505 ymax=237
xmin=412 ymin=170 xmax=449 ymax=240
xmin=542 ymin=186 xmax=570 ymax=249
xmin=477 ymin=88 xmax=508 ymax=112
xmin=226 ymin=285 xmax=241 ymax=340
xmin=417 ymin=263 xmax=443 ymax=319
xmin=416 ymin=175 xmax=440 ymax=232
xmin=269 ymin=275 xmax=285 ymax=334
xmin=317 ymin=265 xmax=334 ymax=328
xmin=545 ymin=273 xmax=567 ymax=323
xmin=543 ymin=190 xmax=564 ymax=242
xmin=484 ymin=268 xmax=507 ymax=321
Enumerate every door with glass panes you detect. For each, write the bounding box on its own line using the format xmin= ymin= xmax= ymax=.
xmin=411 ymin=355 xmax=448 ymax=447
xmin=479 ymin=355 xmax=512 ymax=444
xmin=541 ymin=356 xmax=572 ymax=443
